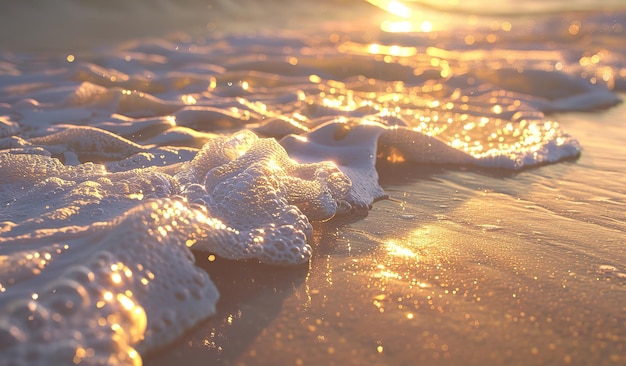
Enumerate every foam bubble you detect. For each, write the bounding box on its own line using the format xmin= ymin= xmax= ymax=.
xmin=185 ymin=131 xmax=351 ymax=263
xmin=0 ymin=197 xmax=220 ymax=365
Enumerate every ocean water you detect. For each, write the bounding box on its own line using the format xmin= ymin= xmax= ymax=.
xmin=1 ymin=1 xmax=625 ymax=365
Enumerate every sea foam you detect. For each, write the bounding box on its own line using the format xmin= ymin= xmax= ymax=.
xmin=1 ymin=3 xmax=625 ymax=364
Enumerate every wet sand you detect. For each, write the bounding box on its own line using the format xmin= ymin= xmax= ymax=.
xmin=147 ymin=99 xmax=626 ymax=366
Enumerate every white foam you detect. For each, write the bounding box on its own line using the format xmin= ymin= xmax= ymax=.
xmin=281 ymin=120 xmax=387 ymax=212
xmin=1 ymin=6 xmax=624 ymax=364
xmin=0 ymin=129 xmax=352 ymax=363
xmin=0 ymin=198 xmax=219 ymax=366
xmin=183 ymin=130 xmax=351 ymax=263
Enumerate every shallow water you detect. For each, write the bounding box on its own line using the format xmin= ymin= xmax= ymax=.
xmin=1 ymin=1 xmax=626 ymax=365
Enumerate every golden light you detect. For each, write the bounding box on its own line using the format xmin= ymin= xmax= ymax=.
xmin=73 ymin=347 xmax=86 ymax=364
xmin=127 ymin=193 xmax=144 ymax=200
xmin=293 ymin=135 xmax=309 ymax=143
xmin=381 ymin=20 xmax=413 ymax=33
xmin=181 ymin=94 xmax=197 ymax=105
xmin=209 ymin=76 xmax=217 ymax=90
xmin=376 ymin=269 xmax=403 ymax=280
xmin=266 ymin=158 xmax=283 ymax=173
xmin=568 ymin=21 xmax=581 ymax=35
xmin=230 ymin=132 xmax=253 ymax=157
xmin=368 ymin=43 xmax=381 ymax=54
xmin=367 ymin=0 xmax=412 ymax=18
xmin=368 ymin=0 xmax=445 ymax=33
xmin=386 ymin=240 xmax=418 ymax=258
xmin=117 ymin=293 xmax=135 ymax=311
xmin=308 ymin=74 xmax=322 ymax=83
xmin=115 ymin=293 xmax=147 ymax=344
xmin=420 ymin=21 xmax=433 ymax=32
xmin=157 ymin=226 xmax=168 ymax=237
xmin=384 ymin=146 xmax=407 ymax=163
xmin=366 ymin=43 xmax=417 ymax=57
xmin=128 ymin=349 xmax=139 ymax=362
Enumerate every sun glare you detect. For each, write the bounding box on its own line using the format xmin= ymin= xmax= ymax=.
xmin=386 ymin=240 xmax=418 ymax=258
xmin=367 ymin=0 xmax=442 ymax=33
xmin=367 ymin=0 xmax=412 ymax=18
